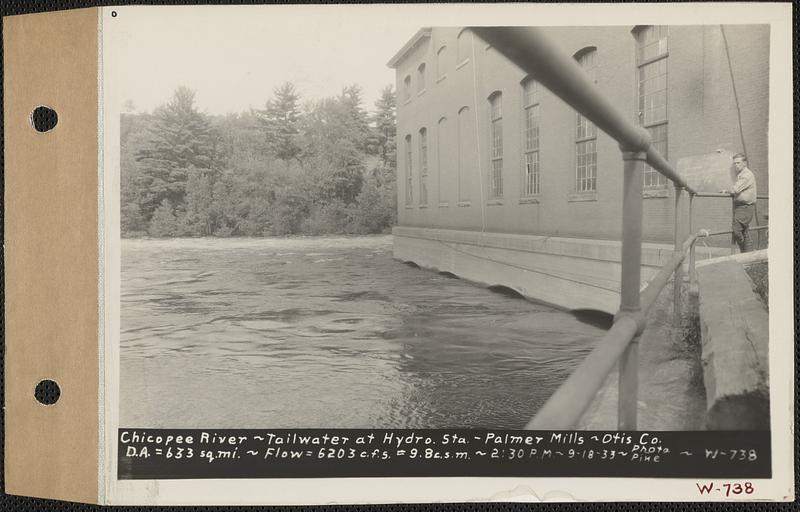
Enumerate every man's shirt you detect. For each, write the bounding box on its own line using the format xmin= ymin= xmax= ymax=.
xmin=732 ymin=167 xmax=757 ymax=205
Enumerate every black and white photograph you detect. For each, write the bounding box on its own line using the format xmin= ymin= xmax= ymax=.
xmin=98 ymin=3 xmax=793 ymax=503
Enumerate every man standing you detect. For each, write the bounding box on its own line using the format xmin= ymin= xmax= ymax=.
xmin=722 ymin=153 xmax=757 ymax=253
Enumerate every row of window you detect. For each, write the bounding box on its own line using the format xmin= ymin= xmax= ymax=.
xmin=403 ymin=29 xmax=476 ymax=102
xmin=402 ymin=25 xmax=670 ymax=206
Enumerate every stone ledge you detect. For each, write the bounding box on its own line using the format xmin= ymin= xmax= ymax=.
xmin=697 ymin=259 xmax=769 ymax=429
xmin=393 ymin=226 xmax=728 ymax=268
xmin=643 ymin=187 xmax=670 ymax=199
xmin=567 ymin=191 xmax=598 ymax=202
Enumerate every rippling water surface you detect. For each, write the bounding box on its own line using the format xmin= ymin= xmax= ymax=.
xmin=120 ymin=236 xmax=602 ymax=428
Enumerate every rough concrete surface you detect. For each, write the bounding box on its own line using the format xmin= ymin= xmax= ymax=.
xmin=696 ymin=259 xmax=769 ymax=429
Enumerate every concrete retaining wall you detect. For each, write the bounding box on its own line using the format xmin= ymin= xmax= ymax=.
xmin=697 ymin=256 xmax=769 ymax=429
xmin=393 ymin=226 xmax=727 ymax=314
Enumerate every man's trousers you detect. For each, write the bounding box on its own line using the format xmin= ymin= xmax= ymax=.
xmin=732 ymin=203 xmax=755 ymax=253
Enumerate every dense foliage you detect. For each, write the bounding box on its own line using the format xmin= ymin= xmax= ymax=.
xmin=121 ymin=84 xmax=397 ymax=237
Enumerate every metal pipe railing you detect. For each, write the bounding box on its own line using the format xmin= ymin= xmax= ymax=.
xmin=469 ymin=27 xmax=771 ymax=430
xmin=688 ymin=195 xmax=696 ymax=290
xmin=689 ymin=193 xmax=768 ymax=253
xmin=617 ymin=150 xmax=646 ymax=429
xmin=528 ymin=232 xmax=706 ymax=429
xmin=692 ymin=192 xmax=769 ymax=199
xmin=702 ymin=225 xmax=769 ymax=238
xmin=470 ymin=26 xmax=696 ymax=194
xmin=526 ymin=315 xmax=639 ymax=429
xmin=640 ymin=234 xmax=702 ymax=311
xmin=688 ymin=227 xmax=767 ymax=292
xmin=673 ymin=186 xmax=685 ymax=329
xmin=530 ymin=220 xmax=768 ymax=429
xmin=469 ymin=26 xmax=701 ymax=430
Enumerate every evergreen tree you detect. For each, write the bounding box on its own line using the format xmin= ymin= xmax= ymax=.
xmin=135 ymin=87 xmax=219 ymax=220
xmin=182 ymin=172 xmax=214 ymax=236
xmin=338 ymin=85 xmax=371 ymax=151
xmin=258 ymin=82 xmax=303 ymax=167
xmin=370 ymin=85 xmax=397 ymax=179
xmin=120 ymin=112 xmax=151 ymax=235
xmin=351 ymin=173 xmax=395 ymax=234
xmin=148 ymin=199 xmax=178 ymax=237
xmin=210 ymin=176 xmax=235 ymax=236
xmin=300 ymin=86 xmax=372 ymax=204
xmin=122 ymin=82 xmax=398 ymax=237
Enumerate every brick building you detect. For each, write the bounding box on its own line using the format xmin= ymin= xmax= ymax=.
xmin=388 ymin=25 xmax=769 ymax=313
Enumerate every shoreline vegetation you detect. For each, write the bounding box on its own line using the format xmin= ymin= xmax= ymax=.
xmin=744 ymin=260 xmax=768 ymax=309
xmin=122 ymin=83 xmax=397 ymax=239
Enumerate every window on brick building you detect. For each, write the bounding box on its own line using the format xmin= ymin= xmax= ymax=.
xmin=521 ymin=77 xmax=541 ymax=196
xmin=403 ymin=75 xmax=411 ymax=103
xmin=575 ymin=139 xmax=597 ymax=193
xmin=437 ymin=117 xmax=447 ymax=203
xmin=417 ymin=63 xmax=426 ymax=94
xmin=635 ymin=25 xmax=669 ymax=189
xmin=574 ymin=48 xmax=598 ymax=193
xmin=457 ymin=29 xmax=470 ymax=66
xmin=437 ymin=46 xmax=447 ymax=81
xmin=405 ymin=134 xmax=413 ymax=205
xmin=488 ymin=91 xmax=503 ymax=199
xmin=457 ymin=106 xmax=470 ymax=202
xmin=419 ymin=127 xmax=428 ymax=205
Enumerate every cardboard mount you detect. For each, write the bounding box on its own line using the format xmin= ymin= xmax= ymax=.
xmin=4 ymin=7 xmax=102 ymax=504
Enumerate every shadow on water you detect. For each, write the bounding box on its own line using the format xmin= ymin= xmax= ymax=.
xmin=571 ymin=309 xmax=614 ymax=330
xmin=403 ymin=261 xmax=420 ymax=268
xmin=438 ymin=271 xmax=459 ymax=279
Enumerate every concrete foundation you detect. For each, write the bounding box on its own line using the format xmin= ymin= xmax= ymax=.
xmin=393 ymin=226 xmax=727 ymax=314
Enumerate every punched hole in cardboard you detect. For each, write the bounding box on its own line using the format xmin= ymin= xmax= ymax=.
xmin=35 ymin=379 xmax=61 ymax=406
xmin=30 ymin=106 xmax=58 ymax=132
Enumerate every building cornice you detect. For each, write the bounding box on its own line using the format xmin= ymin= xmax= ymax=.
xmin=387 ymin=27 xmax=432 ymax=69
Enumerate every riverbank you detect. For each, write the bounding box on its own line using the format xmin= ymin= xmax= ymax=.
xmin=745 ymin=260 xmax=769 ymax=308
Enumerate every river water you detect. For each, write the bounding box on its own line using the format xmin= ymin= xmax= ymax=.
xmin=120 ymin=236 xmax=603 ymax=429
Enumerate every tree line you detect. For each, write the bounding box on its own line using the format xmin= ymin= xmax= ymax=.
xmin=121 ymin=83 xmax=397 ymax=238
